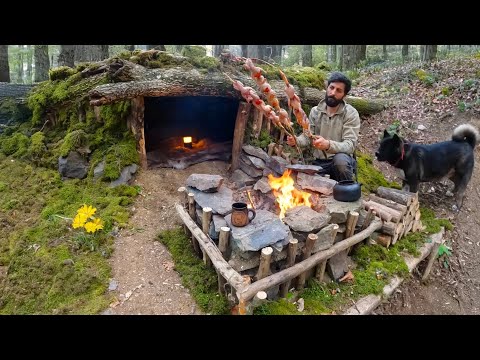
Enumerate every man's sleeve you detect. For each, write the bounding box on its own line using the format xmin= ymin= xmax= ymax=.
xmin=326 ymin=106 xmax=360 ymax=155
xmin=295 ymin=107 xmax=317 ymax=148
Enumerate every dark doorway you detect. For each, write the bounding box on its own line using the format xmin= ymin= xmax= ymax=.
xmin=144 ymin=96 xmax=240 ymax=169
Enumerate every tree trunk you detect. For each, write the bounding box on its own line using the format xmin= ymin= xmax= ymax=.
xmin=247 ymin=45 xmax=266 ymax=59
xmin=26 ymin=45 xmax=33 ymax=84
xmin=75 ymin=45 xmax=88 ymax=62
xmin=327 ymin=45 xmax=336 ymax=63
xmin=419 ymin=45 xmax=425 ymax=60
xmin=402 ymin=45 xmax=409 ymax=62
xmin=174 ymin=45 xmax=184 ymax=54
xmin=302 ymin=45 xmax=313 ymax=67
xmin=101 ymin=45 xmax=109 ymax=60
xmin=382 ymin=45 xmax=388 ymax=61
xmin=241 ymin=45 xmax=248 ymax=58
xmin=342 ymin=45 xmax=362 ymax=70
xmin=271 ymin=45 xmax=283 ymax=63
xmin=58 ymin=45 xmax=75 ymax=67
xmin=360 ymin=45 xmax=367 ymax=61
xmin=34 ymin=45 xmax=50 ymax=82
xmin=213 ymin=45 xmax=228 ymax=57
xmin=0 ymin=45 xmax=10 ymax=82
xmin=17 ymin=46 xmax=23 ymax=84
xmin=126 ymin=45 xmax=135 ymax=51
xmin=147 ymin=45 xmax=166 ymax=51
xmin=422 ymin=45 xmax=437 ymax=61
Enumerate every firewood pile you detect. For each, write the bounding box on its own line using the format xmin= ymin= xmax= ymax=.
xmin=362 ymin=186 xmax=424 ymax=248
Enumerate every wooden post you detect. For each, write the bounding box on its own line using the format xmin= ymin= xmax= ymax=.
xmin=297 ymin=234 xmax=318 ymax=290
xmin=267 ymin=142 xmax=276 ymax=156
xmin=246 ymin=291 xmax=267 ymax=315
xmin=126 ymin=97 xmax=147 ymax=169
xmin=253 ymin=108 xmax=263 ymax=139
xmin=202 ymin=207 xmax=213 ymax=268
xmin=256 ymin=247 xmax=273 ymax=281
xmin=177 ymin=187 xmax=187 ymax=207
xmin=345 ymin=211 xmax=360 ymax=238
xmin=279 ymin=238 xmax=299 ymax=297
xmin=231 ymin=102 xmax=251 ymax=172
xmin=187 ymin=193 xmax=200 ymax=255
xmin=218 ymin=226 xmax=231 ymax=260
xmin=421 ymin=237 xmax=443 ymax=282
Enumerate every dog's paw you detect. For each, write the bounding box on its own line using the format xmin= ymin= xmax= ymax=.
xmin=445 ymin=190 xmax=454 ymax=197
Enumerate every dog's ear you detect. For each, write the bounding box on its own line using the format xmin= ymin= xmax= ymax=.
xmin=383 ymin=129 xmax=390 ymax=138
xmin=392 ymin=133 xmax=401 ymax=143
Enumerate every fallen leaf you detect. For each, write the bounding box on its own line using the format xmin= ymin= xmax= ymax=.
xmin=339 ymin=270 xmax=355 ymax=283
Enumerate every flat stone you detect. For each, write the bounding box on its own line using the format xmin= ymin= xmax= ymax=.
xmin=230 ymin=169 xmax=256 ymax=188
xmin=296 ymin=172 xmax=336 ymax=195
xmin=242 ymin=145 xmax=270 ymax=162
xmin=186 ymin=174 xmax=224 ymax=192
xmin=225 ymin=209 xmax=291 ymax=252
xmin=253 ymin=177 xmax=272 ymax=194
xmin=286 ymin=164 xmax=323 ymax=175
xmin=187 ymin=185 xmax=233 ymax=216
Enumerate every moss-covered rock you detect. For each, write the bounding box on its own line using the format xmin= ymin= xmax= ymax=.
xmin=356 ymin=151 xmax=401 ymax=193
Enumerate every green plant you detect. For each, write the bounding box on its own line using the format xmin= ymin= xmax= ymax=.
xmin=438 ymin=243 xmax=452 ymax=269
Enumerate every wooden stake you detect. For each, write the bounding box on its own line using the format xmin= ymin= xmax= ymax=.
xmin=218 ymin=226 xmax=231 ymax=260
xmin=421 ymin=236 xmax=443 ymax=282
xmin=297 ymin=234 xmax=318 ymax=290
xmin=177 ymin=187 xmax=187 ymax=207
xmin=202 ymin=207 xmax=213 ymax=267
xmin=187 ymin=193 xmax=200 ymax=254
xmin=279 ymin=238 xmax=299 ymax=298
xmin=267 ymin=142 xmax=276 ymax=156
xmin=256 ymin=247 xmax=273 ymax=281
xmin=253 ymin=108 xmax=263 ymax=139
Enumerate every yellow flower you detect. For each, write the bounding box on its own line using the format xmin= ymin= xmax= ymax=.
xmin=72 ymin=213 xmax=88 ymax=229
xmin=84 ymin=218 xmax=104 ymax=233
xmin=77 ymin=204 xmax=96 ymax=219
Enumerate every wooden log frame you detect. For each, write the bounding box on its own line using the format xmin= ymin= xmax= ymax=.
xmin=175 ymin=204 xmax=383 ymax=311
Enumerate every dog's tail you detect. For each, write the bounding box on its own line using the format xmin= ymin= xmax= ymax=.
xmin=452 ymin=124 xmax=479 ymax=148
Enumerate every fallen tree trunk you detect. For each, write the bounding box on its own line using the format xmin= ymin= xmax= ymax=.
xmin=88 ymin=59 xmax=387 ymax=115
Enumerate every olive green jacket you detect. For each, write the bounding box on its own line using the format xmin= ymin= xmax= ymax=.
xmin=295 ymin=99 xmax=360 ymax=159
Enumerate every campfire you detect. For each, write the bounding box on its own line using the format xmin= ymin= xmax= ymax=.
xmin=267 ymin=169 xmax=312 ymax=219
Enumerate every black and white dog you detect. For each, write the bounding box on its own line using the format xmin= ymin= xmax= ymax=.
xmin=375 ymin=124 xmax=479 ymax=210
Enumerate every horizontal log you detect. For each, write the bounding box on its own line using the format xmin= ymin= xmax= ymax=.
xmin=376 ymin=187 xmax=415 ymax=206
xmin=237 ymin=219 xmax=383 ymax=302
xmin=368 ymin=194 xmax=407 ymax=216
xmin=363 ymin=200 xmax=402 ymax=223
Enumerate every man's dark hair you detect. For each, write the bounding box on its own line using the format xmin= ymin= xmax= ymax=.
xmin=327 ymin=72 xmax=352 ymax=94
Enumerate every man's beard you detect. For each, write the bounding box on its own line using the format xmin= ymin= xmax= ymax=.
xmin=326 ymin=95 xmax=342 ymax=107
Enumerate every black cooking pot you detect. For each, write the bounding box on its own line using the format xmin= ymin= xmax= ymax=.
xmin=333 ymin=180 xmax=362 ymax=202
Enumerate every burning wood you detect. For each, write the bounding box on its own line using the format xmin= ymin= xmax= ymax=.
xmin=267 ymin=169 xmax=312 ymax=219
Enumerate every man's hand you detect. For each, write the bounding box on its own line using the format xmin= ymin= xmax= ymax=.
xmin=286 ymin=135 xmax=296 ymax=147
xmin=312 ymin=136 xmax=330 ymax=151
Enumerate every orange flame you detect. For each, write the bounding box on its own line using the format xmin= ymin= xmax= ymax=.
xmin=267 ymin=169 xmax=312 ymax=219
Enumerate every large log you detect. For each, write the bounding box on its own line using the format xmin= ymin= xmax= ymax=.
xmin=88 ymin=60 xmax=387 ymax=116
xmin=376 ymin=187 xmax=416 ymax=206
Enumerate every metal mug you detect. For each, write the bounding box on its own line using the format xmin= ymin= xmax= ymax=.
xmin=228 ymin=202 xmax=256 ymax=227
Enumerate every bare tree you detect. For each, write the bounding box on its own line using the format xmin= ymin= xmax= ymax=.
xmin=0 ymin=45 xmax=10 ymax=82
xmin=58 ymin=45 xmax=75 ymax=67
xmin=302 ymin=45 xmax=313 ymax=67
xmin=34 ymin=45 xmax=50 ymax=82
xmin=17 ymin=45 xmax=23 ymax=83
